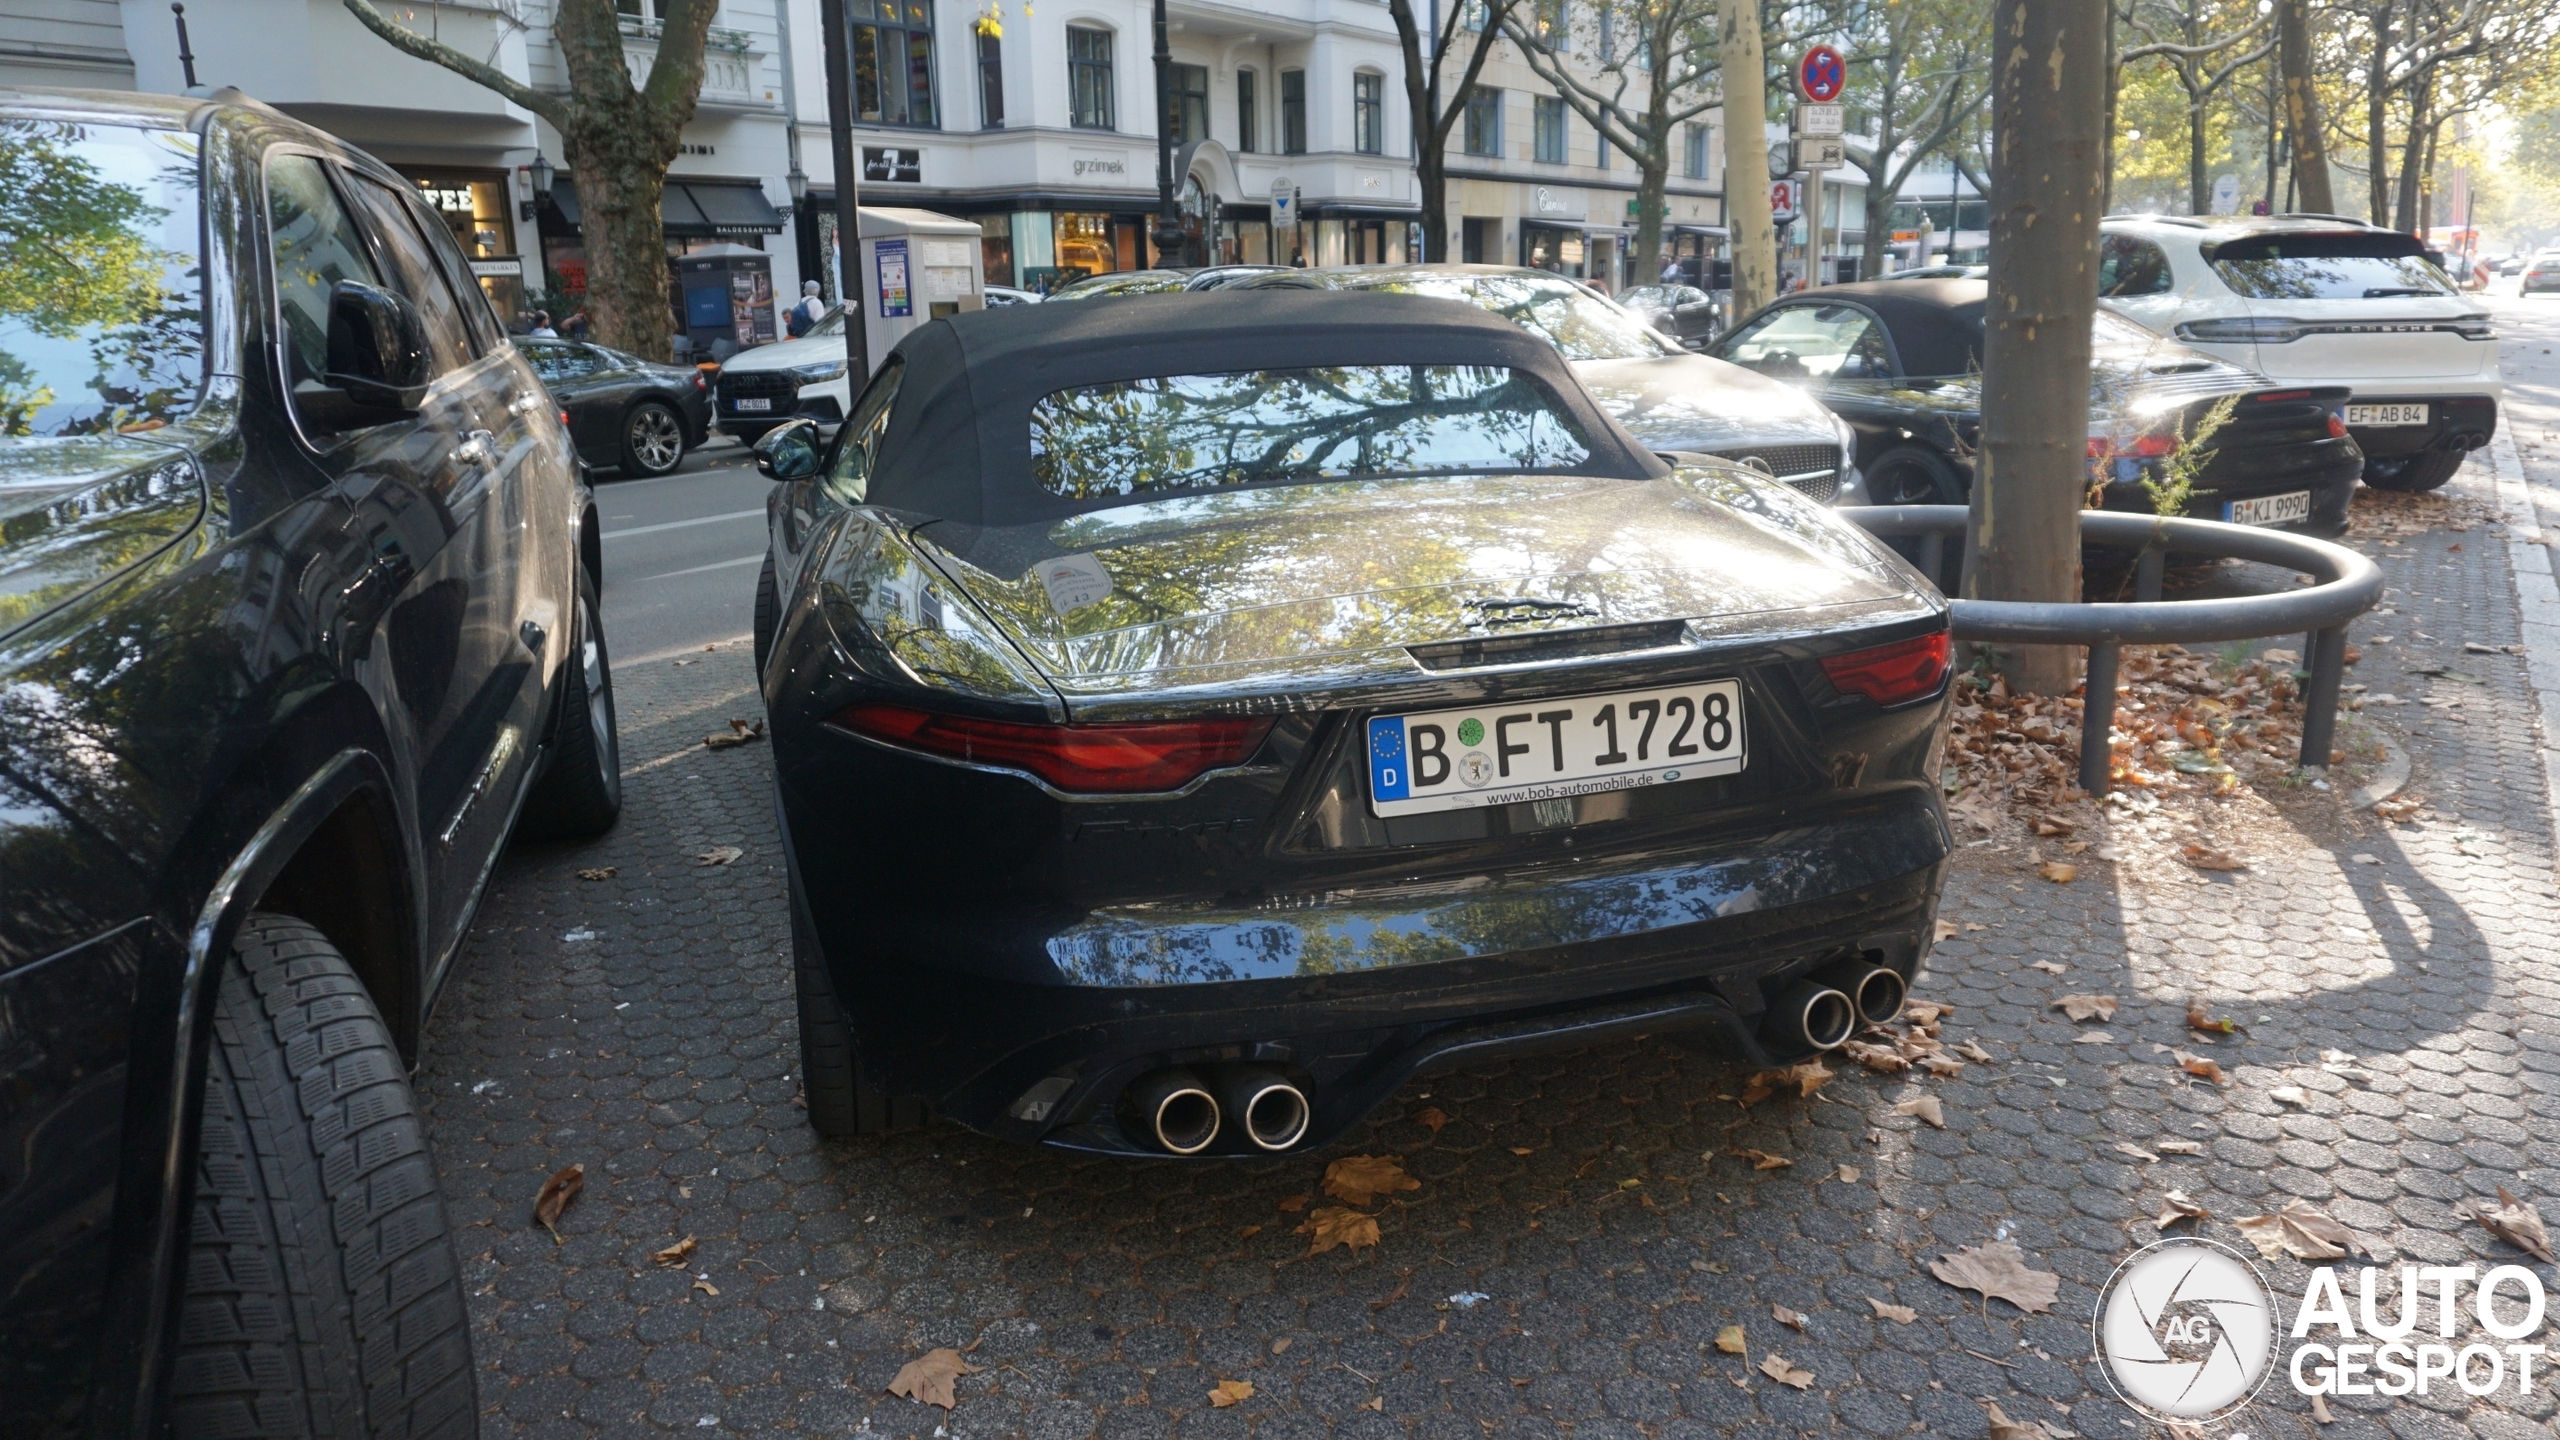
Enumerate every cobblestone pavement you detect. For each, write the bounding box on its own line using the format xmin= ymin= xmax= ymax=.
xmin=422 ymin=462 xmax=2560 ymax=1440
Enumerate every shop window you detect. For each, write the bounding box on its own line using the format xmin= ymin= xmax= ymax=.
xmin=851 ymin=0 xmax=938 ymax=128
xmin=977 ymin=28 xmax=1004 ymax=129
xmin=1463 ymin=87 xmax=1501 ymax=157
xmin=1169 ymin=63 xmax=1209 ymax=144
xmin=1684 ymin=122 xmax=1709 ymax=180
xmin=1054 ymin=212 xmax=1113 ymax=278
xmin=1353 ymin=72 xmax=1383 ymax=155
xmin=1534 ymin=96 xmax=1566 ymax=164
xmin=1281 ymin=70 xmax=1307 ymax=154
xmin=1237 ymin=69 xmax=1258 ymax=152
xmin=408 ymin=173 xmax=512 ymax=258
xmin=1069 ymin=27 xmax=1115 ymax=129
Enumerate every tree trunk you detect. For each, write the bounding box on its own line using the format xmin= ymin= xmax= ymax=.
xmin=1970 ymin=0 xmax=2107 ymax=697
xmin=2102 ymin=5 xmax=2120 ymax=212
xmin=2366 ymin=5 xmax=2391 ymax=223
xmin=1720 ymin=0 xmax=1775 ymax=319
xmin=2393 ymin=74 xmax=2430 ymax=232
xmin=2276 ymin=0 xmax=2335 ymax=212
xmin=1633 ymin=161 xmax=1671 ymax=282
xmin=1419 ymin=152 xmax=1451 ymax=261
xmin=1865 ymin=177 xmax=1896 ymax=279
xmin=2189 ymin=87 xmax=2210 ymax=213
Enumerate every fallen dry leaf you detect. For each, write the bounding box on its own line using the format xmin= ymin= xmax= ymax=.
xmin=2172 ymin=1050 xmax=2229 ymax=1085
xmin=1758 ymin=1353 xmax=1814 ymax=1389
xmin=704 ymin=718 xmax=765 ymax=749
xmin=533 ymin=1163 xmax=584 ymax=1243
xmin=1209 ymin=1380 xmax=1255 ymax=1408
xmin=2470 ymin=1187 xmax=2556 ymax=1262
xmin=2232 ymin=1201 xmax=2366 ymax=1261
xmin=2052 ymin=994 xmax=2118 ymax=1022
xmin=1739 ymin=1059 xmax=1833 ymax=1105
xmin=2027 ymin=959 xmax=2067 ymax=974
xmin=1918 ymin=1053 xmax=1966 ymax=1078
xmin=1239 ymin=1224 xmax=1262 ymax=1239
xmin=1323 ymin=1155 xmax=1420 ymax=1207
xmin=695 ymin=844 xmax=744 ymax=866
xmin=2037 ymin=860 xmax=2077 ymax=883
xmin=1415 ymin=1107 xmax=1448 ymax=1134
xmin=692 ymin=1278 xmax=719 ymax=1296
xmin=2114 ymin=1143 xmax=2159 ymax=1164
xmin=2185 ymin=999 xmax=2244 ymax=1035
xmin=2311 ymin=1391 xmax=2336 ymax=1424
xmin=2372 ymin=794 xmax=2423 ymax=821
xmin=1842 ymin=1040 xmax=1908 ymax=1073
xmin=2270 ymin=1085 xmax=2311 ymax=1108
xmin=1904 ymin=1000 xmax=1952 ymax=1026
xmin=577 ymin=866 xmax=617 ymax=881
xmin=1271 ymin=1337 xmax=1291 ymax=1355
xmin=2154 ymin=1189 xmax=2209 ymax=1229
xmin=1276 ymin=1194 xmax=1310 ymax=1212
xmin=2180 ymin=844 xmax=2247 ymax=871
xmin=652 ymin=1235 xmax=697 ymax=1267
xmin=1933 ymin=918 xmax=1961 ymax=942
xmin=1956 ymin=1039 xmax=1996 ymax=1064
xmin=2032 ymin=815 xmax=2075 ymax=836
xmin=1982 ymin=1402 xmax=2040 ymax=1440
xmin=887 ymin=1348 xmax=981 ymax=1409
xmin=1928 ymin=1240 xmax=2060 ymax=1314
xmin=1360 ymin=1395 xmax=1384 ymax=1412
xmin=1865 ymin=1296 xmax=1916 ymax=1324
xmin=1298 ymin=1206 xmax=1382 ymax=1256
xmin=2072 ymin=1030 xmax=2114 ymax=1045
xmin=2155 ymin=1140 xmax=2203 ymax=1155
xmin=1893 ymin=1094 xmax=1946 ymax=1128
xmin=1772 ymin=1303 xmax=1808 ymax=1331
xmin=1713 ymin=1325 xmax=1747 ymax=1355
xmin=1834 ymin=1164 xmax=1861 ymax=1183
xmin=1733 ymin=1148 xmax=1793 ymax=1171
xmin=1508 ymin=1147 xmax=1533 ymax=1156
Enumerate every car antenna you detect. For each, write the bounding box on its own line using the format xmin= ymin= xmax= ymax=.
xmin=171 ymin=3 xmax=204 ymax=93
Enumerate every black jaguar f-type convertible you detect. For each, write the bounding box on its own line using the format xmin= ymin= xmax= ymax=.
xmin=750 ymin=292 xmax=1954 ymax=1156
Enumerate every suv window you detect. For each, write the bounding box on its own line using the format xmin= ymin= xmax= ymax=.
xmin=1720 ymin=304 xmax=1896 ymax=380
xmin=825 ymin=357 xmax=904 ymax=504
xmin=267 ymin=153 xmax=382 ymax=397
xmin=2208 ymin=231 xmax=2457 ymax=299
xmin=342 ymin=174 xmax=474 ymax=377
xmin=2098 ymin=235 xmax=2173 ymax=297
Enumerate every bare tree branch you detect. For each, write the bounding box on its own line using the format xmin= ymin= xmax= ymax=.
xmin=340 ymin=0 xmax=568 ymax=126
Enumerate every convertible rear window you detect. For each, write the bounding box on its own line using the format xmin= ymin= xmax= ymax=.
xmin=2209 ymin=232 xmax=2457 ymax=299
xmin=1027 ymin=365 xmax=1593 ymax=499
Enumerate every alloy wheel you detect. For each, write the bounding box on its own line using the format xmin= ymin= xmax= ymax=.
xmin=627 ymin=405 xmax=684 ymax=473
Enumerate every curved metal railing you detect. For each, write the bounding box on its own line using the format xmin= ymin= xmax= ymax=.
xmin=1842 ymin=505 xmax=2385 ymax=796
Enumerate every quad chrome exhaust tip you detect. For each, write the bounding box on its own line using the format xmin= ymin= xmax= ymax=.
xmin=1821 ymin=961 xmax=1908 ymax=1027
xmin=1221 ymin=1066 xmax=1311 ymax=1151
xmin=1130 ymin=1068 xmax=1221 ymax=1154
xmin=1771 ymin=979 xmax=1857 ymax=1052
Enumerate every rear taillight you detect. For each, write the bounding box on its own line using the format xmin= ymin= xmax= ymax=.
xmin=2087 ymin=432 xmax=2178 ymax=460
xmin=832 ymin=702 xmax=1274 ymax=793
xmin=2326 ymin=412 xmax=2348 ymax=438
xmin=1821 ymin=632 xmax=1951 ymax=706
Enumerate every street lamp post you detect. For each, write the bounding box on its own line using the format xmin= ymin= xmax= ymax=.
xmin=818 ymin=0 xmax=871 ymax=380
xmin=1151 ymin=0 xmax=1183 ymax=265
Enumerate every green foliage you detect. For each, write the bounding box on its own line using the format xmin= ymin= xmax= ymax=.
xmin=0 ymin=126 xmax=165 ymax=339
xmin=2140 ymin=392 xmax=2239 ymax=518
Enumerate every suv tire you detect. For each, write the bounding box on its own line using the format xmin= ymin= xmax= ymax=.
xmin=169 ymin=915 xmax=476 ymax=1440
xmin=520 ymin=569 xmax=621 ymax=840
xmin=2362 ymin=449 xmax=2466 ymax=493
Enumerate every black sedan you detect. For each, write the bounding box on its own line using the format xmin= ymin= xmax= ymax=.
xmin=1711 ymin=279 xmax=2362 ymax=536
xmin=1618 ymin=283 xmax=1722 ymax=349
xmin=748 ymin=291 xmax=1953 ymax=1156
xmin=515 ymin=335 xmax=713 ymax=476
xmin=4 ymin=90 xmax=620 ymax=1437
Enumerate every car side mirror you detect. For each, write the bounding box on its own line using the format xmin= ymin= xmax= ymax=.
xmin=753 ymin=417 xmax=822 ymax=481
xmin=324 ymin=280 xmax=431 ymax=413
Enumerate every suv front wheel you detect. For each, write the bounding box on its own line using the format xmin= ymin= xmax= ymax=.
xmin=169 ymin=915 xmax=476 ymax=1439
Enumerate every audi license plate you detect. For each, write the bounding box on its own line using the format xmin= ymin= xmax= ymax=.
xmin=733 ymin=397 xmax=773 ymax=412
xmin=2224 ymin=490 xmax=2312 ymax=527
xmin=1366 ymin=679 xmax=1745 ymax=818
xmin=2345 ymin=403 xmax=2428 ymax=426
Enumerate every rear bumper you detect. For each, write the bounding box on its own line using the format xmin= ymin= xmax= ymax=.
xmin=781 ymin=783 xmax=1950 ymax=1153
xmin=2343 ymin=394 xmax=2498 ymax=459
xmin=2093 ymin=435 xmax=2362 ymax=538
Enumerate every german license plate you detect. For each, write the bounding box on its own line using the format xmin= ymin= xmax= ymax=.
xmin=1366 ymin=679 xmax=1746 ymax=818
xmin=2224 ymin=490 xmax=2311 ymax=527
xmin=2345 ymin=403 xmax=2428 ymax=426
xmin=733 ymin=397 xmax=773 ymax=412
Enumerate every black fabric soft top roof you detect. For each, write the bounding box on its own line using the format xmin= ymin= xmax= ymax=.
xmin=861 ymin=290 xmax=1662 ymax=528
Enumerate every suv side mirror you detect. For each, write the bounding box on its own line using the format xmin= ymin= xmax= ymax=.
xmin=753 ymin=417 xmax=822 ymax=481
xmin=324 ymin=280 xmax=430 ymax=412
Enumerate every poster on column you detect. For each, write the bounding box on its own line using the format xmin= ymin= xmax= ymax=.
xmin=876 ymin=238 xmax=912 ymax=319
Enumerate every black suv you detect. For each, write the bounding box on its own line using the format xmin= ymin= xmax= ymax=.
xmin=2 ymin=89 xmax=621 ymax=1437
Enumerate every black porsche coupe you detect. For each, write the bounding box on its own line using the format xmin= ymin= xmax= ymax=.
xmin=750 ymin=293 xmax=1954 ymax=1155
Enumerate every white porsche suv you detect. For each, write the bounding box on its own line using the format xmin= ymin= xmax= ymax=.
xmin=2096 ymin=214 xmax=2499 ymax=492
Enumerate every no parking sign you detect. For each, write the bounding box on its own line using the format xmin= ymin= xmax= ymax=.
xmin=1797 ymin=45 xmax=1845 ymax=103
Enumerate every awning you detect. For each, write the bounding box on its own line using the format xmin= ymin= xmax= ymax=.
xmin=546 ymin=179 xmax=785 ymax=238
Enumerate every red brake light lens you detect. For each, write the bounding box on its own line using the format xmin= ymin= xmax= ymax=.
xmin=2326 ymin=412 xmax=2348 ymax=438
xmin=1821 ymin=632 xmax=1952 ymax=706
xmin=2087 ymin=433 xmax=2179 ymax=460
xmin=832 ymin=702 xmax=1274 ymax=793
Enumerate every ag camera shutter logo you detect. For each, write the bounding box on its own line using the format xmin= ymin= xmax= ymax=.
xmin=2093 ymin=1239 xmax=2279 ymax=1424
